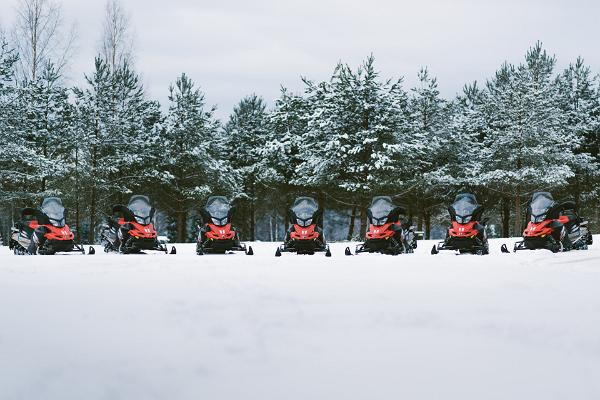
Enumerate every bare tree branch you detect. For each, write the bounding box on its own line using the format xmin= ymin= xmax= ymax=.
xmin=11 ymin=0 xmax=76 ymax=81
xmin=100 ymin=0 xmax=134 ymax=72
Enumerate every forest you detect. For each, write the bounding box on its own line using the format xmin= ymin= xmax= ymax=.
xmin=1 ymin=0 xmax=599 ymax=244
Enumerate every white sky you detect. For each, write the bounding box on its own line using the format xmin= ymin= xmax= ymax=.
xmin=1 ymin=0 xmax=600 ymax=119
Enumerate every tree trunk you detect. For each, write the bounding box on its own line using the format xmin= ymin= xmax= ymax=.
xmin=502 ymin=197 xmax=510 ymax=238
xmin=89 ymin=185 xmax=96 ymax=244
xmin=347 ymin=205 xmax=357 ymax=241
xmin=177 ymin=210 xmax=186 ymax=243
xmin=513 ymin=193 xmax=522 ymax=237
xmin=424 ymin=210 xmax=431 ymax=240
xmin=74 ymin=147 xmax=80 ymax=242
xmin=284 ymin=194 xmax=290 ymax=234
xmin=88 ymin=143 xmax=98 ymax=244
xmin=417 ymin=212 xmax=423 ymax=232
xmin=249 ymin=185 xmax=256 ymax=241
xmin=359 ymin=205 xmax=368 ymax=240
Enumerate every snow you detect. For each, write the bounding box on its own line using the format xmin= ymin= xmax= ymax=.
xmin=1 ymin=237 xmax=600 ymax=400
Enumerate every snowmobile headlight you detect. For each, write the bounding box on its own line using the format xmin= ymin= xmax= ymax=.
xmin=212 ymin=217 xmax=227 ymax=226
xmin=299 ymin=218 xmax=312 ymax=227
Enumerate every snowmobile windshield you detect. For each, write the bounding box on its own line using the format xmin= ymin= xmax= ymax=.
xmin=41 ymin=197 xmax=66 ymax=227
xmin=205 ymin=196 xmax=231 ymax=226
xmin=292 ymin=197 xmax=318 ymax=227
xmin=452 ymin=194 xmax=478 ymax=224
xmin=369 ymin=197 xmax=394 ymax=226
xmin=128 ymin=196 xmax=153 ymax=225
xmin=530 ymin=193 xmax=555 ymax=223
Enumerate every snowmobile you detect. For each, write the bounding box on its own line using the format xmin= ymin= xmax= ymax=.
xmin=275 ymin=196 xmax=331 ymax=257
xmin=9 ymin=197 xmax=88 ymax=255
xmin=100 ymin=195 xmax=175 ymax=254
xmin=196 ymin=196 xmax=253 ymax=255
xmin=505 ymin=192 xmax=592 ymax=253
xmin=348 ymin=196 xmax=417 ymax=256
xmin=432 ymin=193 xmax=489 ymax=255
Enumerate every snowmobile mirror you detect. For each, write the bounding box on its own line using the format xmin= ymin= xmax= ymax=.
xmin=500 ymin=244 xmax=510 ymax=253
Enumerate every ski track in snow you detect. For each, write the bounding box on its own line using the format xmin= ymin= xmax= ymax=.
xmin=0 ymin=237 xmax=600 ymax=400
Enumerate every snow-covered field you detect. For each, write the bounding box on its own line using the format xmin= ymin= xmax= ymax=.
xmin=1 ymin=237 xmax=600 ymax=400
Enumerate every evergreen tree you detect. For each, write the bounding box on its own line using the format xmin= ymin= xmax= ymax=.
xmin=267 ymin=88 xmax=309 ymax=232
xmin=295 ymin=56 xmax=411 ymax=238
xmin=221 ymin=94 xmax=272 ymax=241
xmin=405 ymin=67 xmax=449 ymax=237
xmin=158 ymin=73 xmax=231 ymax=242
xmin=73 ymin=57 xmax=160 ymax=242
xmin=480 ymin=43 xmax=578 ymax=235
xmin=0 ymin=38 xmax=20 ymax=242
xmin=555 ymin=58 xmax=599 ymax=209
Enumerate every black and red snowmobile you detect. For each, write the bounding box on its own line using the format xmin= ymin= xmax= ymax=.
xmin=275 ymin=196 xmax=331 ymax=257
xmin=349 ymin=196 xmax=417 ymax=256
xmin=505 ymin=191 xmax=592 ymax=253
xmin=196 ymin=196 xmax=253 ymax=255
xmin=432 ymin=193 xmax=489 ymax=255
xmin=101 ymin=195 xmax=175 ymax=254
xmin=9 ymin=197 xmax=88 ymax=255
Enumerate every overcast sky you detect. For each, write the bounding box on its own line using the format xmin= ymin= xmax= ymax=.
xmin=1 ymin=0 xmax=600 ymax=119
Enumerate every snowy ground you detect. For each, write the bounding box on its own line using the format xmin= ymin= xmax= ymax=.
xmin=1 ymin=237 xmax=600 ymax=400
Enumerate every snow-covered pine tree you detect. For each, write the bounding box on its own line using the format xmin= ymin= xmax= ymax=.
xmin=0 ymin=37 xmax=20 ymax=243
xmin=405 ymin=67 xmax=449 ymax=238
xmin=295 ymin=55 xmax=411 ymax=238
xmin=480 ymin=42 xmax=577 ymax=235
xmin=555 ymin=57 xmax=599 ymax=211
xmin=73 ymin=57 xmax=160 ymax=242
xmin=14 ymin=62 xmax=74 ymax=201
xmin=267 ymin=87 xmax=309 ymax=233
xmin=221 ymin=94 xmax=272 ymax=241
xmin=158 ymin=73 xmax=231 ymax=242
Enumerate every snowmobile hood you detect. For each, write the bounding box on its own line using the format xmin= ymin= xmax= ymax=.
xmin=128 ymin=195 xmax=154 ymax=225
xmin=291 ymin=197 xmax=319 ymax=227
xmin=41 ymin=197 xmax=66 ymax=227
xmin=205 ymin=196 xmax=232 ymax=226
xmin=450 ymin=193 xmax=480 ymax=224
xmin=369 ymin=196 xmax=394 ymax=225
xmin=530 ymin=192 xmax=555 ymax=223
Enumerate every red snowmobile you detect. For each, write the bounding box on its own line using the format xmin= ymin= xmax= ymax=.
xmin=101 ymin=195 xmax=175 ymax=254
xmin=276 ymin=196 xmax=331 ymax=257
xmin=196 ymin=196 xmax=252 ymax=255
xmin=432 ymin=193 xmax=489 ymax=255
xmin=506 ymin=192 xmax=592 ymax=253
xmin=349 ymin=196 xmax=417 ymax=255
xmin=9 ymin=197 xmax=88 ymax=255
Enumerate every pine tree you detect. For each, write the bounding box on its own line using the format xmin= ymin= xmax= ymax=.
xmin=267 ymin=87 xmax=309 ymax=233
xmin=480 ymin=43 xmax=579 ymax=235
xmin=221 ymin=94 xmax=272 ymax=241
xmin=158 ymin=73 xmax=231 ymax=242
xmin=73 ymin=57 xmax=161 ymax=242
xmin=0 ymin=37 xmax=20 ymax=242
xmin=555 ymin=57 xmax=599 ymax=209
xmin=295 ymin=56 xmax=411 ymax=238
xmin=405 ymin=67 xmax=449 ymax=238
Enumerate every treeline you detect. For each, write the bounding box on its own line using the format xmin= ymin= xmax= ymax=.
xmin=1 ymin=1 xmax=599 ymax=243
